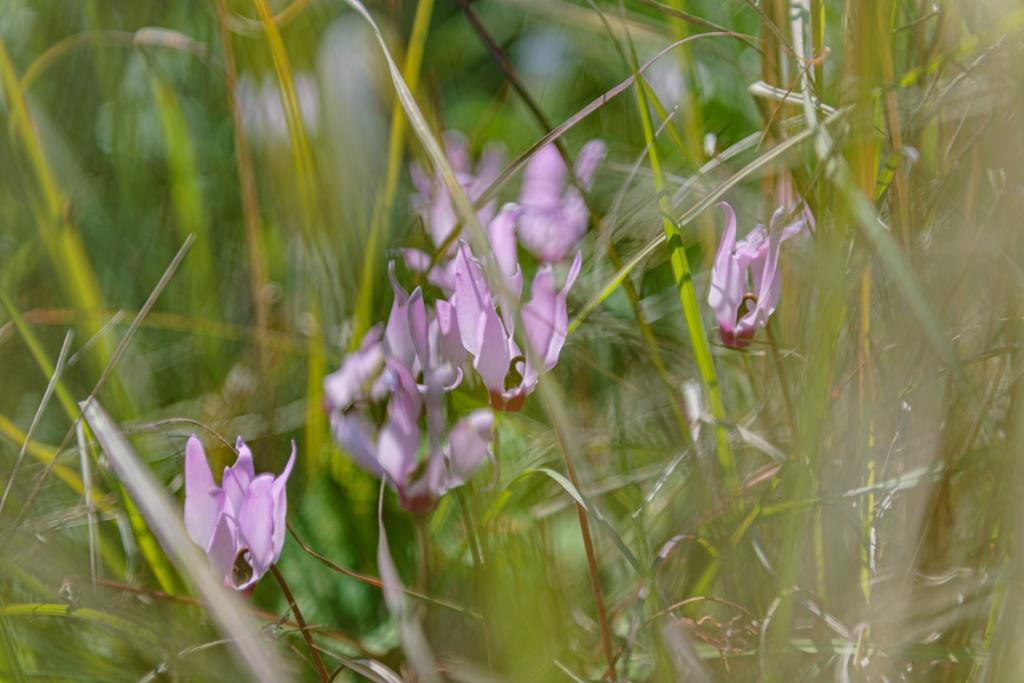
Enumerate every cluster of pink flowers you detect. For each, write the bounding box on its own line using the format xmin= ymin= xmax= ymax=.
xmin=323 ymin=132 xmax=605 ymax=512
xmin=180 ymin=130 xmax=812 ymax=591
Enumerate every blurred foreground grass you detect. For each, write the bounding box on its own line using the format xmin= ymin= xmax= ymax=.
xmin=2 ymin=0 xmax=1024 ymax=680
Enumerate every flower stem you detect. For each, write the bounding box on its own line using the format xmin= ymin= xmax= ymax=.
xmin=270 ymin=565 xmax=329 ymax=682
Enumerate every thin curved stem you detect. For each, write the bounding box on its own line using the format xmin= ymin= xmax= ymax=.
xmin=270 ymin=565 xmax=329 ymax=683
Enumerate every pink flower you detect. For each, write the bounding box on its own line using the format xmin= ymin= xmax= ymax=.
xmin=327 ymin=358 xmax=494 ymax=514
xmin=323 ymin=324 xmax=387 ymax=413
xmin=184 ymin=436 xmax=295 ymax=591
xmin=517 ymin=140 xmax=606 ymax=263
xmin=708 ymin=202 xmax=804 ymax=348
xmin=453 ymin=240 xmax=581 ymax=410
xmin=324 ymin=265 xmax=493 ymax=513
xmin=410 ymin=131 xmax=504 ymax=251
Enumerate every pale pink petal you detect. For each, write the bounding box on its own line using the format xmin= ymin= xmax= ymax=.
xmin=184 ymin=435 xmax=220 ymax=550
xmin=238 ymin=475 xmax=276 ymax=581
xmin=269 ymin=441 xmax=295 ymax=562
xmin=573 ymin=139 xmax=607 ymax=190
xmin=384 ymin=264 xmax=416 ymax=368
xmin=446 ymin=410 xmax=494 ymax=488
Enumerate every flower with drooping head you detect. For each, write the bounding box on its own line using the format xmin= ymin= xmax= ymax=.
xmin=410 ymin=130 xmax=504 ymax=251
xmin=184 ymin=436 xmax=295 ymax=591
xmin=453 ymin=238 xmax=581 ymax=411
xmin=708 ymin=202 xmax=805 ymax=348
xmin=324 ymin=266 xmax=493 ymax=513
xmin=326 ymin=356 xmax=494 ymax=514
xmin=516 ymin=140 xmax=606 ymax=263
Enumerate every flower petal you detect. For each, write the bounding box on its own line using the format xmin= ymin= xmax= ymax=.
xmin=206 ymin=506 xmax=239 ymax=587
xmin=435 ymin=299 xmax=466 ymax=368
xmin=384 ymin=263 xmax=416 ymax=368
xmin=522 ymin=251 xmax=581 ymax=373
xmin=708 ymin=203 xmax=745 ymax=343
xmin=573 ymin=139 xmax=606 ymax=190
xmin=331 ymin=410 xmax=383 ymax=475
xmin=521 ymin=144 xmax=567 ymax=210
xmin=453 ymin=242 xmax=496 ymax=357
xmin=377 ymin=361 xmax=422 ymax=486
xmin=406 ymin=287 xmax=431 ymax=373
xmin=488 ymin=203 xmax=520 ymax=279
xmin=184 ymin=435 xmax=220 ymax=550
xmin=474 ymin=307 xmax=512 ymax=394
xmin=238 ymin=474 xmax=276 ymax=582
xmin=324 ymin=325 xmax=384 ymax=411
xmin=270 ymin=442 xmax=295 ymax=563
xmin=446 ymin=410 xmax=494 ymax=488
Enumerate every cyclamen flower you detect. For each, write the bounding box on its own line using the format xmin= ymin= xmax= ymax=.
xmin=453 ymin=240 xmax=581 ymax=411
xmin=184 ymin=436 xmax=295 ymax=591
xmin=517 ymin=140 xmax=606 ymax=263
xmin=325 ymin=269 xmax=493 ymax=513
xmin=410 ymin=130 xmax=504 ymax=251
xmin=708 ymin=202 xmax=805 ymax=348
xmin=327 ymin=359 xmax=494 ymax=513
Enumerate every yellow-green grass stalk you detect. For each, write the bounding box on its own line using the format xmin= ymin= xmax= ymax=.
xmin=216 ymin=1 xmax=270 ymax=370
xmin=625 ymin=37 xmax=736 ymax=493
xmin=252 ymin=0 xmax=317 ymax=218
xmin=146 ymin=70 xmax=218 ymax=325
xmin=663 ymin=0 xmax=719 ymax=266
xmin=0 ymin=41 xmax=114 ymax=377
xmin=252 ymin=0 xmax=326 ymax=470
xmin=353 ymin=0 xmax=435 ymax=346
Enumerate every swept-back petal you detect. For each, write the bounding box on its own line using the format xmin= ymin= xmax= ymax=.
xmin=488 ymin=203 xmax=520 ymax=279
xmin=377 ymin=361 xmax=422 ymax=487
xmin=238 ymin=475 xmax=276 ymax=581
xmin=331 ymin=411 xmax=383 ymax=475
xmin=406 ymin=287 xmax=431 ymax=373
xmin=573 ymin=139 xmax=607 ymax=190
xmin=184 ymin=435 xmax=221 ymax=550
xmin=453 ymin=242 xmax=496 ymax=357
xmin=206 ymin=507 xmax=238 ymax=587
xmin=435 ymin=299 xmax=466 ymax=368
xmin=233 ymin=437 xmax=256 ymax=481
xmin=522 ymin=251 xmax=581 ymax=373
xmin=323 ymin=325 xmax=384 ymax=411
xmin=269 ymin=441 xmax=296 ymax=562
xmin=473 ymin=308 xmax=512 ymax=394
xmin=521 ymin=144 xmax=567 ymax=210
xmin=708 ymin=203 xmax=745 ymax=343
xmin=446 ymin=410 xmax=494 ymax=488
xmin=384 ymin=263 xmax=416 ymax=367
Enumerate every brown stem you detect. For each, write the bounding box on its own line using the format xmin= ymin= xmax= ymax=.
xmin=270 ymin=565 xmax=329 ymax=683
xmin=552 ymin=425 xmax=616 ymax=680
xmin=287 ymin=523 xmax=478 ymax=618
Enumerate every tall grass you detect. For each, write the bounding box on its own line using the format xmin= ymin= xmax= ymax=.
xmin=1 ymin=0 xmax=1023 ymax=680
